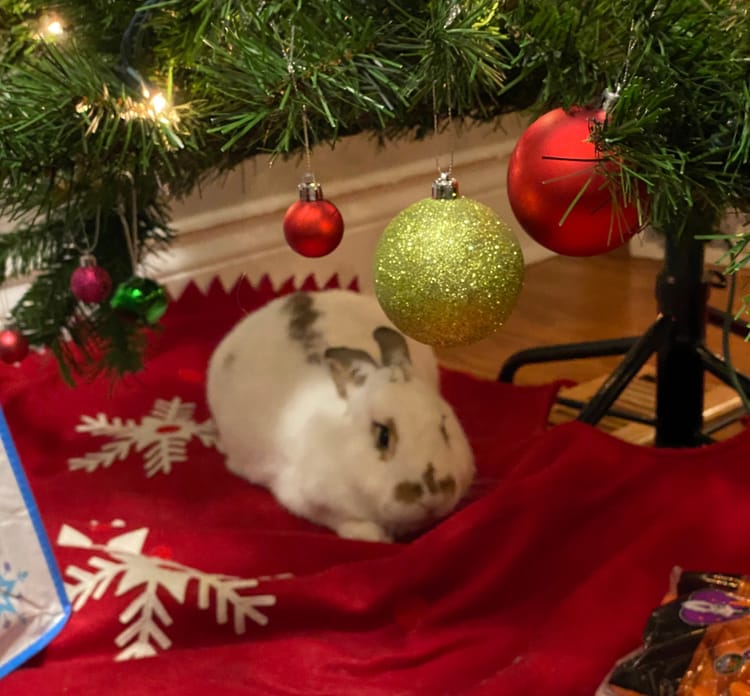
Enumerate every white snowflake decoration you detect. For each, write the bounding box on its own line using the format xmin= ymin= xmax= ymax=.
xmin=68 ymin=397 xmax=217 ymax=477
xmin=58 ymin=524 xmax=291 ymax=661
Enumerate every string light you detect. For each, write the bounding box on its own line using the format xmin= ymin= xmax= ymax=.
xmin=76 ymin=86 xmax=178 ymax=129
xmin=143 ymin=88 xmax=168 ymax=118
xmin=46 ymin=19 xmax=63 ymax=35
xmin=120 ymin=90 xmax=177 ymax=124
xmin=37 ymin=14 xmax=65 ymax=39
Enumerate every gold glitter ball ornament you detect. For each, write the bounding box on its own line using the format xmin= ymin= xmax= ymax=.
xmin=373 ymin=188 xmax=524 ymax=347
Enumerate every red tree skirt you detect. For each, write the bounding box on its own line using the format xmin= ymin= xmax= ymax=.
xmin=2 ymin=276 xmax=750 ymax=695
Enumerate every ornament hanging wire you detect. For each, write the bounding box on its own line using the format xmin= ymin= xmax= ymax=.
xmin=432 ymin=80 xmax=456 ymax=178
xmin=431 ymin=81 xmax=460 ymax=200
xmin=116 ymin=171 xmax=139 ymax=274
xmin=601 ymin=12 xmax=653 ymax=114
xmin=284 ymin=24 xmax=314 ymax=177
xmin=61 ymin=169 xmax=101 ymax=257
xmin=69 ymin=206 xmax=102 ymax=258
xmin=274 ymin=22 xmax=325 ymax=201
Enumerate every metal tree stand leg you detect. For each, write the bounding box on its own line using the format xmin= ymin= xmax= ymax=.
xmin=498 ymin=216 xmax=750 ymax=447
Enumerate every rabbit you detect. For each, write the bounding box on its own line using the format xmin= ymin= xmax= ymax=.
xmin=206 ymin=289 xmax=475 ymax=543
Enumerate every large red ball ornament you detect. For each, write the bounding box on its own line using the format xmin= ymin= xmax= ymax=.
xmin=507 ymin=107 xmax=643 ymax=257
xmin=283 ymin=177 xmax=344 ymax=258
xmin=0 ymin=328 xmax=29 ymax=364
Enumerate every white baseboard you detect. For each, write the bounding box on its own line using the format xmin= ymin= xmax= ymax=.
xmin=3 ymin=115 xmax=554 ymax=306
xmin=151 ymin=114 xmax=554 ymax=298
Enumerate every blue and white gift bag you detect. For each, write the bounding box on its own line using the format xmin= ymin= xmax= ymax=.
xmin=0 ymin=408 xmax=70 ymax=678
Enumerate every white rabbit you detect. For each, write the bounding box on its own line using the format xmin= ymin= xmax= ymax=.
xmin=206 ymin=289 xmax=475 ymax=543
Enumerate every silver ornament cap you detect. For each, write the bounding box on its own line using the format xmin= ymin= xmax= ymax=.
xmin=432 ymin=171 xmax=459 ymax=200
xmin=297 ymin=172 xmax=324 ymax=202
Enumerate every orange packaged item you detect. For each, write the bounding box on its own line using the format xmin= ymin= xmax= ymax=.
xmin=599 ymin=570 xmax=750 ymax=696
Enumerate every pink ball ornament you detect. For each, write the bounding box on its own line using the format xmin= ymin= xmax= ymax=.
xmin=70 ymin=255 xmax=113 ymax=304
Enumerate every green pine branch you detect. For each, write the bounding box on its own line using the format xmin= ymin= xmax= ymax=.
xmin=0 ymin=0 xmax=749 ymax=382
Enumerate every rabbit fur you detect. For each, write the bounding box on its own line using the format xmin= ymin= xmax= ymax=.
xmin=206 ymin=289 xmax=475 ymax=542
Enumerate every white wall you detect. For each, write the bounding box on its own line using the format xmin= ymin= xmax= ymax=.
xmin=1 ymin=114 xmax=551 ymax=306
xmin=151 ymin=113 xmax=553 ymax=297
xmin=628 ymin=211 xmax=747 ymax=265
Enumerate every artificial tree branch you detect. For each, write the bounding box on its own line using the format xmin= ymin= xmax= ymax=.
xmin=0 ymin=0 xmax=748 ymax=381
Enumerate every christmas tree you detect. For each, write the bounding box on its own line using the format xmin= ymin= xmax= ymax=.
xmin=0 ymin=0 xmax=748 ymax=382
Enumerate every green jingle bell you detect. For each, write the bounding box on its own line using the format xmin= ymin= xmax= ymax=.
xmin=110 ymin=276 xmax=169 ymax=324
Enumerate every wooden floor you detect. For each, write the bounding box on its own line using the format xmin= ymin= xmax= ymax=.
xmin=435 ymin=247 xmax=750 ymax=442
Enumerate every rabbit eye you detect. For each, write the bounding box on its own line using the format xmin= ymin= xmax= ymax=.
xmin=371 ymin=419 xmax=397 ymax=460
xmin=374 ymin=422 xmax=390 ymax=449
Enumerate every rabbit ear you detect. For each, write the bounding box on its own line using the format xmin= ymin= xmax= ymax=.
xmin=373 ymin=326 xmax=412 ymax=381
xmin=324 ymin=347 xmax=378 ymax=399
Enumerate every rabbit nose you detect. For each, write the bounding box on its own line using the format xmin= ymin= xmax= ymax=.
xmin=423 ymin=463 xmax=457 ymax=498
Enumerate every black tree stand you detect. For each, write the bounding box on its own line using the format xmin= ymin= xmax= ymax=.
xmin=498 ymin=212 xmax=750 ymax=448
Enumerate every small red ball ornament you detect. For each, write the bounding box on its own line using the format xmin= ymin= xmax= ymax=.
xmin=283 ymin=176 xmax=344 ymax=258
xmin=507 ymin=107 xmax=643 ymax=257
xmin=0 ymin=328 xmax=29 ymax=364
xmin=70 ymin=254 xmax=113 ymax=304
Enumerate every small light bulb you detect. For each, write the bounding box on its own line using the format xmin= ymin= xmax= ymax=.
xmin=149 ymin=92 xmax=168 ymax=115
xmin=39 ymin=14 xmax=65 ymax=38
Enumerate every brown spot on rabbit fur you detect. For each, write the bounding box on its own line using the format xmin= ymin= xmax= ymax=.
xmin=326 ymin=347 xmax=377 ymax=399
xmin=423 ymin=463 xmax=456 ymax=497
xmin=394 ymin=480 xmax=424 ymax=504
xmin=439 ymin=475 xmax=457 ymax=496
xmin=439 ymin=415 xmax=450 ymax=446
xmin=423 ymin=463 xmax=438 ymax=494
xmin=394 ymin=464 xmax=456 ymax=506
xmin=284 ymin=293 xmax=323 ymax=364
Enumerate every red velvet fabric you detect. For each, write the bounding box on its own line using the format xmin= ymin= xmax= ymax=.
xmin=1 ymin=276 xmax=748 ymax=695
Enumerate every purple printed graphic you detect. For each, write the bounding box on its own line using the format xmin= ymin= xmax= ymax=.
xmin=680 ymin=589 xmax=750 ymax=626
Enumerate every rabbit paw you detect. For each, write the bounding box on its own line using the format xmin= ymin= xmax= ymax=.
xmin=336 ymin=520 xmax=392 ymax=543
